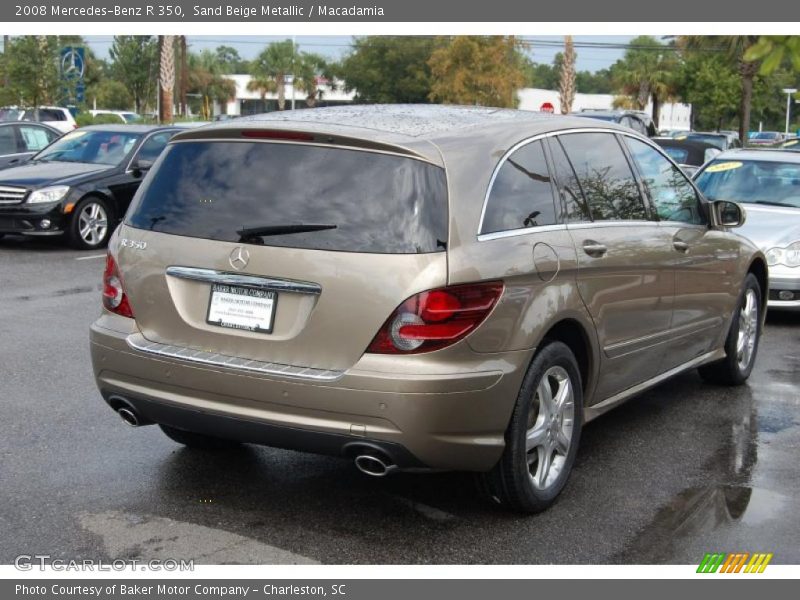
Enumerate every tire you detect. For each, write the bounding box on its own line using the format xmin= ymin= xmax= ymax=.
xmin=159 ymin=424 xmax=242 ymax=450
xmin=698 ymin=273 xmax=762 ymax=386
xmin=67 ymin=196 xmax=113 ymax=250
xmin=478 ymin=341 xmax=583 ymax=513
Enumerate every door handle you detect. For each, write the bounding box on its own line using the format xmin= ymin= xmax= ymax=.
xmin=582 ymin=240 xmax=607 ymax=257
xmin=673 ymin=240 xmax=690 ymax=253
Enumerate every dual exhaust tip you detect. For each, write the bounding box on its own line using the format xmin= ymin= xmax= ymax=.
xmin=113 ymin=397 xmax=399 ymax=477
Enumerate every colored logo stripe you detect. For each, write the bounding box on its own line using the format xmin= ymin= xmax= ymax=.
xmin=697 ymin=552 xmax=773 ymax=573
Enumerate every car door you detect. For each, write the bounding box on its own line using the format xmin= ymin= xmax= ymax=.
xmin=106 ymin=130 xmax=176 ymax=214
xmin=623 ymin=135 xmax=740 ymax=372
xmin=550 ymin=132 xmax=676 ymax=401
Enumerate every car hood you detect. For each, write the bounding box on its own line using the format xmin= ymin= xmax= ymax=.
xmin=737 ymin=204 xmax=800 ymax=249
xmin=0 ymin=161 xmax=111 ymax=189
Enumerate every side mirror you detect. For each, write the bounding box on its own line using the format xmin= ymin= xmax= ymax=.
xmin=714 ymin=200 xmax=746 ymax=228
xmin=131 ymin=158 xmax=153 ymax=174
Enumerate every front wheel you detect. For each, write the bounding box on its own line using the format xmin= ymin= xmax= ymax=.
xmin=478 ymin=341 xmax=583 ymax=513
xmin=67 ymin=196 xmax=113 ymax=250
xmin=699 ymin=273 xmax=762 ymax=386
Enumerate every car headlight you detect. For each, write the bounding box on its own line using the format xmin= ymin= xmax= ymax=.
xmin=765 ymin=241 xmax=800 ymax=267
xmin=27 ymin=185 xmax=70 ymax=204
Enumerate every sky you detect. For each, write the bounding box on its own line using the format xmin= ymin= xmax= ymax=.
xmin=81 ymin=35 xmax=637 ymax=73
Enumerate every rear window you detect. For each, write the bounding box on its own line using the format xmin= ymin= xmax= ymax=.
xmin=126 ymin=141 xmax=448 ymax=254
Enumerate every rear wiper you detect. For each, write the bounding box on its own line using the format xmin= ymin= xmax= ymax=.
xmin=237 ymin=223 xmax=337 ymax=242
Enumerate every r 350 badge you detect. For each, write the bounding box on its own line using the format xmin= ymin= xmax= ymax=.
xmin=120 ymin=239 xmax=147 ymax=250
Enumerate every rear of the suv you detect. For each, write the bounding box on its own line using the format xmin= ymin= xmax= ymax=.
xmin=91 ymin=106 xmax=765 ymax=513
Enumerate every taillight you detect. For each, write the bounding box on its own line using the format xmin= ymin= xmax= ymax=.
xmin=366 ymin=282 xmax=504 ymax=354
xmin=102 ymin=254 xmax=134 ymax=318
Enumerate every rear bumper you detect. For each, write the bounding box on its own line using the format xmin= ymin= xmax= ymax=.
xmin=90 ymin=313 xmax=532 ymax=471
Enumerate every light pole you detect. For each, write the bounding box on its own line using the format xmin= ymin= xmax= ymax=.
xmin=782 ymin=88 xmax=797 ymax=135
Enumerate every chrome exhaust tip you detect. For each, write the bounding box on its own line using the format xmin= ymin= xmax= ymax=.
xmin=117 ymin=407 xmax=140 ymax=427
xmin=354 ymin=453 xmax=397 ymax=477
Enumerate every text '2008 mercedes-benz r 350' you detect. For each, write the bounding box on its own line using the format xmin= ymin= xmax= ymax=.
xmin=90 ymin=106 xmax=767 ymax=513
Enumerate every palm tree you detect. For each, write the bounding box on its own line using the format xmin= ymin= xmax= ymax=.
xmin=680 ymin=36 xmax=760 ymax=142
xmin=158 ymin=35 xmax=175 ymax=123
xmin=250 ymin=40 xmax=296 ymax=110
xmin=558 ymin=36 xmax=576 ymax=115
xmin=188 ymin=49 xmax=237 ymax=117
xmin=293 ymin=53 xmax=332 ymax=108
xmin=613 ymin=36 xmax=676 ymax=126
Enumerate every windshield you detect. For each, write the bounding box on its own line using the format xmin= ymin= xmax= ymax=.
xmin=126 ymin=141 xmax=448 ymax=254
xmin=752 ymin=132 xmax=779 ymax=140
xmin=695 ymin=159 xmax=800 ymax=208
xmin=33 ymin=129 xmax=141 ymax=165
xmin=685 ymin=134 xmax=725 ymax=149
xmin=0 ymin=108 xmax=23 ymax=121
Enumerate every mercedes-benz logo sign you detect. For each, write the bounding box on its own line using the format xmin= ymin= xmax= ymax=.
xmin=228 ymin=246 xmax=250 ymax=271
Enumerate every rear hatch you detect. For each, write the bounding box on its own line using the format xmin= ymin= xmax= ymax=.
xmin=117 ymin=134 xmax=449 ymax=372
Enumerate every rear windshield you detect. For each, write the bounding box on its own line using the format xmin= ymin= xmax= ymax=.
xmin=126 ymin=141 xmax=448 ymax=254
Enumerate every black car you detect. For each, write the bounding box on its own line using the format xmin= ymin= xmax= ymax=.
xmin=652 ymin=137 xmax=721 ymax=176
xmin=571 ymin=109 xmax=657 ymax=137
xmin=0 ymin=121 xmax=61 ymax=169
xmin=0 ymin=124 xmax=192 ymax=249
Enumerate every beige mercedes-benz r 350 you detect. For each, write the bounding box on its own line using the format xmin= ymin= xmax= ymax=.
xmin=90 ymin=105 xmax=767 ymax=512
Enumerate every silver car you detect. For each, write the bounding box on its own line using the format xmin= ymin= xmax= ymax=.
xmin=695 ymin=149 xmax=800 ymax=310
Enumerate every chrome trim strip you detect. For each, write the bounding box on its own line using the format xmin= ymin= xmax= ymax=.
xmin=477 ymin=223 xmax=567 ymax=242
xmin=166 ymin=266 xmax=322 ymax=295
xmin=126 ymin=333 xmax=344 ymax=382
xmin=584 ymin=348 xmax=726 ymax=422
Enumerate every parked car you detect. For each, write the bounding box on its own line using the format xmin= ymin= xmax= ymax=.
xmin=748 ymin=131 xmax=784 ymax=146
xmin=0 ymin=106 xmax=77 ymax=133
xmin=681 ymin=132 xmax=742 ymax=151
xmin=572 ymin=109 xmax=657 ymax=137
xmin=89 ymin=110 xmax=142 ymax=124
xmin=0 ymin=121 xmax=61 ymax=169
xmin=90 ymin=106 xmax=766 ymax=513
xmin=652 ymin=137 xmax=721 ymax=176
xmin=780 ymin=136 xmax=799 ymax=151
xmin=0 ymin=124 xmax=194 ymax=249
xmin=695 ymin=149 xmax=800 ymax=310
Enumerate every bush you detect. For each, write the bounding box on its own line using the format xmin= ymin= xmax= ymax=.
xmin=75 ymin=113 xmax=126 ymax=127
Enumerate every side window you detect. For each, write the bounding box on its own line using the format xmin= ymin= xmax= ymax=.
xmin=134 ymin=132 xmax=174 ymax=164
xmin=19 ymin=125 xmax=55 ymax=151
xmin=0 ymin=127 xmax=17 ymax=154
xmin=548 ymin=137 xmax=591 ymax=222
xmin=624 ymin=137 xmax=705 ymax=225
xmin=558 ymin=132 xmax=647 ymax=221
xmin=481 ymin=140 xmax=557 ymax=234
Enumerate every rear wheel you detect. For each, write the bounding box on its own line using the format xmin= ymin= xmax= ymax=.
xmin=478 ymin=341 xmax=583 ymax=513
xmin=159 ymin=424 xmax=242 ymax=450
xmin=68 ymin=196 xmax=113 ymax=250
xmin=699 ymin=273 xmax=762 ymax=386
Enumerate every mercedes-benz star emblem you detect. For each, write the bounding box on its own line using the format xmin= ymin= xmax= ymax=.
xmin=228 ymin=246 xmax=250 ymax=271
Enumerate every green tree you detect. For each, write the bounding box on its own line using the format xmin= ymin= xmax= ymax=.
xmin=4 ymin=36 xmax=62 ymax=107
xmin=188 ymin=49 xmax=237 ymax=117
xmin=109 ymin=35 xmax=157 ymax=113
xmin=294 ymin=52 xmax=333 ymax=108
xmin=249 ymin=40 xmax=296 ymax=110
xmin=428 ymin=36 xmax=528 ymax=108
xmin=90 ymin=79 xmax=133 ymax=110
xmin=680 ymin=36 xmax=761 ymax=142
xmin=612 ymin=35 xmax=677 ymax=125
xmin=745 ymin=36 xmax=800 ymax=74
xmin=677 ymin=53 xmax=739 ymax=130
xmin=214 ymin=45 xmax=249 ymax=74
xmin=340 ymin=36 xmax=435 ymax=104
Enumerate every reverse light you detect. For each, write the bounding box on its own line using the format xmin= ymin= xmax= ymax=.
xmin=367 ymin=282 xmax=504 ymax=354
xmin=102 ymin=254 xmax=134 ymax=318
xmin=27 ymin=185 xmax=69 ymax=204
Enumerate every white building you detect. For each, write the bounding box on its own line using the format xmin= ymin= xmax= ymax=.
xmin=517 ymin=87 xmax=692 ymax=131
xmin=215 ymin=74 xmax=356 ymax=116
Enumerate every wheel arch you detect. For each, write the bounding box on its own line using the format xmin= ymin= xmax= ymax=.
xmin=747 ymin=256 xmax=768 ymax=314
xmin=538 ymin=317 xmax=597 ymax=404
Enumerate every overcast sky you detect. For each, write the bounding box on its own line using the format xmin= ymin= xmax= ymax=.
xmin=81 ymin=35 xmax=636 ymax=72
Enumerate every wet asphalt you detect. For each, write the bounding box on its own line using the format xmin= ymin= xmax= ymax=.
xmin=1 ymin=234 xmax=799 ymax=565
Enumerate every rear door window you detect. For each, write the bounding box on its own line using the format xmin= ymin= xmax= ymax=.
xmin=481 ymin=140 xmax=557 ymax=234
xmin=127 ymin=141 xmax=448 ymax=254
xmin=558 ymin=132 xmax=648 ymax=221
xmin=548 ymin=137 xmax=591 ymax=222
xmin=19 ymin=125 xmax=56 ymax=151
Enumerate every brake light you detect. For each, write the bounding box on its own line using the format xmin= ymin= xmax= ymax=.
xmin=102 ymin=254 xmax=134 ymax=318
xmin=366 ymin=282 xmax=504 ymax=354
xmin=241 ymin=129 xmax=314 ymax=141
